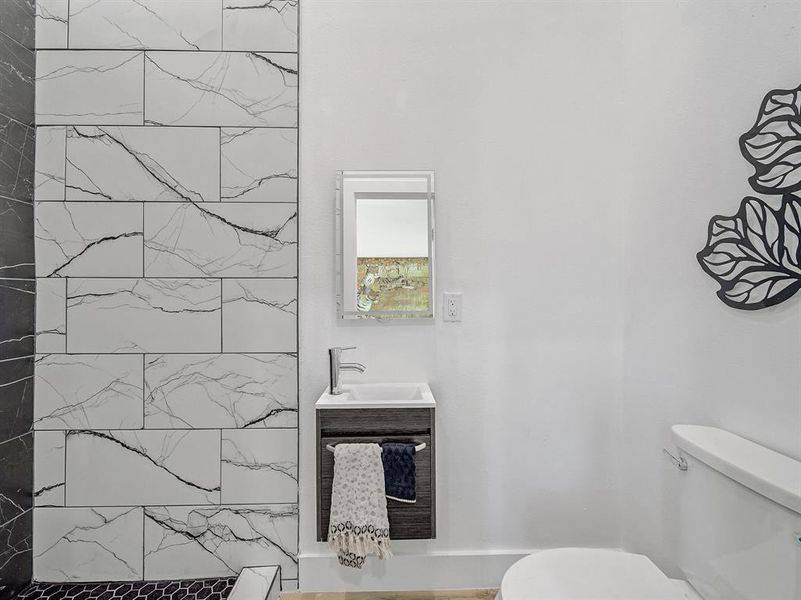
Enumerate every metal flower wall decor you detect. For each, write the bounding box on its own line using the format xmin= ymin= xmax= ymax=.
xmin=697 ymin=83 xmax=801 ymax=310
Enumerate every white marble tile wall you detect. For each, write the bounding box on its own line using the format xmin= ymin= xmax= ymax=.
xmin=35 ymin=278 xmax=66 ymax=352
xmin=33 ymin=0 xmax=298 ymax=584
xmin=33 ymin=432 xmax=65 ymax=507
xmin=34 ymin=354 xmax=143 ymax=429
xmin=144 ymin=353 xmax=297 ymax=429
xmin=144 ymin=53 xmax=297 ymax=127
xmin=221 ymin=128 xmax=298 ymax=203
xmin=34 ymin=507 xmax=144 ymax=581
xmin=64 ymin=126 xmax=220 ymax=202
xmin=143 ymin=505 xmax=298 ymax=580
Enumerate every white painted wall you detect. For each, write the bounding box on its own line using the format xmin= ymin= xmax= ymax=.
xmin=619 ymin=1 xmax=801 ymax=576
xmin=299 ymin=0 xmax=801 ymax=591
xmin=299 ymin=0 xmax=626 ymax=590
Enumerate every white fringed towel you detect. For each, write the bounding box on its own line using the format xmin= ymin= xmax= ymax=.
xmin=328 ymin=443 xmax=392 ymax=568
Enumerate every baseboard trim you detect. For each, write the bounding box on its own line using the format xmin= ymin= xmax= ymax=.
xmin=298 ymin=549 xmax=533 ymax=592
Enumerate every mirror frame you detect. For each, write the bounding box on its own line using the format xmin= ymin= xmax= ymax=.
xmin=336 ymin=170 xmax=436 ymax=320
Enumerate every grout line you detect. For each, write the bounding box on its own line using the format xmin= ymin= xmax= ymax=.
xmin=35 ymin=502 xmax=298 ymax=511
xmin=63 ymin=277 xmax=68 ymax=353
xmin=35 ymin=48 xmax=297 ymax=55
xmin=141 ymin=201 xmax=146 ymax=277
xmin=62 ymin=125 xmax=68 ymax=202
xmin=37 ymin=275 xmax=298 ymax=280
xmin=141 ymin=504 xmax=145 ymax=578
xmin=142 ymin=52 xmax=146 ymax=125
xmin=31 ymin=351 xmax=297 ymax=357
xmin=30 ymin=426 xmax=299 ymax=432
xmin=294 ymin=2 xmax=302 ymax=582
xmin=142 ymin=353 xmax=146 ymax=430
xmin=33 ymin=124 xmax=298 ymax=131
xmin=63 ymin=426 xmax=68 ymax=506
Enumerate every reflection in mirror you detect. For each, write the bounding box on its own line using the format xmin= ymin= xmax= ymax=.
xmin=337 ymin=171 xmax=435 ymax=319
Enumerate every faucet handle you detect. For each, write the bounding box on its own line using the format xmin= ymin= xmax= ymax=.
xmin=330 ymin=346 xmax=356 ymax=353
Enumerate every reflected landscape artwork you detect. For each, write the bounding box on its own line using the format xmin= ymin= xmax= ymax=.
xmin=356 ymin=257 xmax=431 ymax=313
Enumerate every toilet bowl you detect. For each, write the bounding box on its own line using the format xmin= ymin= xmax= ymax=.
xmin=498 ymin=548 xmax=699 ymax=600
xmin=497 ymin=426 xmax=801 ymax=600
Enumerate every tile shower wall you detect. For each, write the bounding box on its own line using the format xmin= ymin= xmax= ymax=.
xmin=0 ymin=0 xmax=36 ymax=595
xmin=33 ymin=0 xmax=299 ymax=587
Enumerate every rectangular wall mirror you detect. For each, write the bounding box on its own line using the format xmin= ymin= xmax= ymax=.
xmin=337 ymin=171 xmax=435 ymax=319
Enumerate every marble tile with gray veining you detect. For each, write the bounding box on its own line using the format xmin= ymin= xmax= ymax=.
xmin=33 ymin=431 xmax=64 ymax=506
xmin=0 ymin=33 xmax=34 ymax=126
xmin=0 ymin=355 xmax=34 ymax=441
xmin=65 ymin=126 xmax=219 ymax=202
xmin=143 ymin=505 xmax=297 ymax=580
xmin=0 ymin=509 xmax=32 ymax=588
xmin=222 ymin=0 xmax=297 ymax=52
xmin=221 ymin=128 xmax=297 ymax=203
xmin=66 ymin=278 xmax=221 ymax=353
xmin=0 ymin=0 xmax=35 ymax=49
xmin=35 ymin=278 xmax=66 ymax=353
xmin=144 ymin=203 xmax=296 ymax=277
xmin=65 ymin=430 xmax=220 ymax=506
xmin=36 ymin=51 xmax=144 ymax=125
xmin=0 ymin=434 xmax=33 ymax=525
xmin=221 ymin=429 xmax=297 ymax=504
xmin=34 ymin=354 xmax=143 ymax=430
xmin=33 ymin=507 xmax=143 ymax=581
xmin=0 ymin=279 xmax=35 ymax=359
xmin=145 ymin=52 xmax=297 ymax=127
xmin=34 ymin=126 xmax=66 ymax=201
xmin=145 ymin=353 xmax=297 ymax=429
xmin=0 ymin=115 xmax=34 ymax=203
xmin=222 ymin=279 xmax=296 ymax=353
xmin=35 ymin=0 xmax=68 ymax=49
xmin=35 ymin=202 xmax=143 ymax=277
xmin=0 ymin=199 xmax=35 ymax=279
xmin=69 ymin=0 xmax=222 ymax=51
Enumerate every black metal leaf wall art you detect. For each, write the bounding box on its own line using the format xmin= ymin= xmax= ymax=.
xmin=698 ymin=83 xmax=801 ymax=310
xmin=698 ymin=195 xmax=801 ymax=309
xmin=739 ymin=85 xmax=801 ymax=194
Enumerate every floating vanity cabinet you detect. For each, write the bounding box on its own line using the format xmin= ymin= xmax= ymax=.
xmin=315 ymin=384 xmax=437 ymax=541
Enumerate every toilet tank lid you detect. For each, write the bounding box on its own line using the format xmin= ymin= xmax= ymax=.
xmin=672 ymin=425 xmax=801 ymax=515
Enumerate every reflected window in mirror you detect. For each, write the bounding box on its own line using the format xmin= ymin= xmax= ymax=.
xmin=337 ymin=171 xmax=435 ymax=320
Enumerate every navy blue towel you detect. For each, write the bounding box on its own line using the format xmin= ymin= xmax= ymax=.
xmin=381 ymin=443 xmax=417 ymax=503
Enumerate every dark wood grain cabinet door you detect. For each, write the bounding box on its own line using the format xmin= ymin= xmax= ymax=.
xmin=316 ymin=408 xmax=436 ymax=541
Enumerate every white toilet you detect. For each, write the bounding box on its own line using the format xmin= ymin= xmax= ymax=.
xmin=499 ymin=424 xmax=801 ymax=600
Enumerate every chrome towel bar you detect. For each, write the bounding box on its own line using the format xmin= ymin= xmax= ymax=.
xmin=326 ymin=442 xmax=427 ymax=453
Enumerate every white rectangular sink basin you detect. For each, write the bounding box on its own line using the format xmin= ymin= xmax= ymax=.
xmin=315 ymin=382 xmax=435 ymax=409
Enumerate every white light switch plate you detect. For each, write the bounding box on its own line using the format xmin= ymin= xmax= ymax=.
xmin=443 ymin=292 xmax=462 ymax=322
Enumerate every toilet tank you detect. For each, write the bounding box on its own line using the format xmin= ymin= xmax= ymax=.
xmin=672 ymin=425 xmax=801 ymax=600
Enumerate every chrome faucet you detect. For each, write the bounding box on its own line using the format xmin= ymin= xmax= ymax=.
xmin=329 ymin=346 xmax=366 ymax=395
